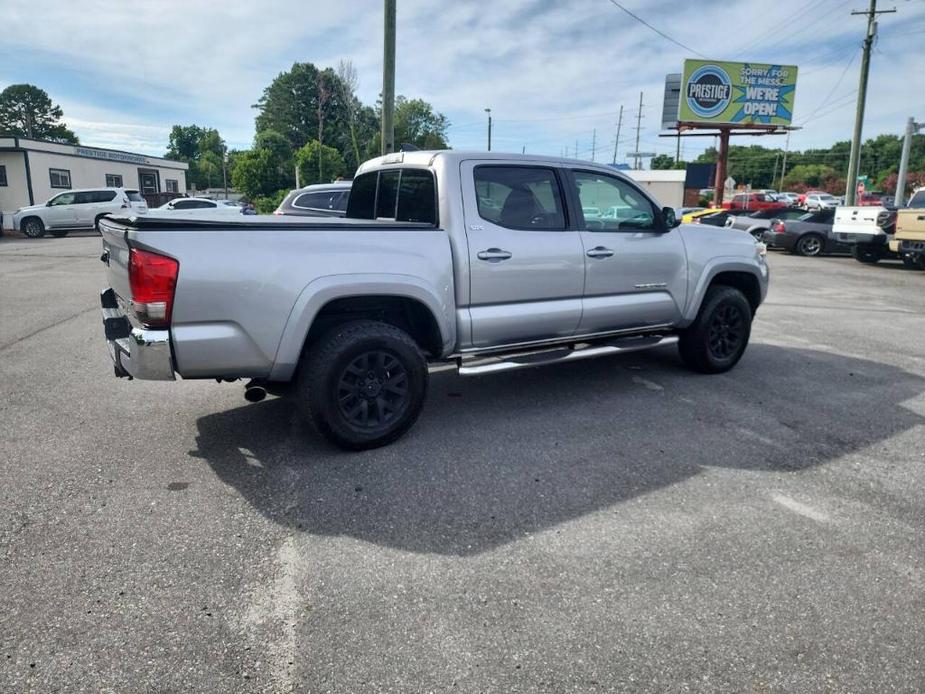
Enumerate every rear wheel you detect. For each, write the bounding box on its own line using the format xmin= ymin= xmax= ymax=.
xmin=296 ymin=320 xmax=428 ymax=450
xmin=22 ymin=217 xmax=45 ymax=238
xmin=852 ymin=244 xmax=882 ymax=264
xmin=902 ymin=253 xmax=925 ymax=270
xmin=678 ymin=286 xmax=753 ymax=374
xmin=795 ymin=233 xmax=824 ymax=257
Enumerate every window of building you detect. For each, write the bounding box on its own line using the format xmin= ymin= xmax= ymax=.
xmin=474 ymin=166 xmax=565 ymax=231
xmin=105 ymin=174 xmax=123 ymax=188
xmin=0 ymin=165 xmax=7 ymax=187
xmin=165 ymin=179 xmax=179 ymax=193
xmin=50 ymin=168 xmax=72 ymax=189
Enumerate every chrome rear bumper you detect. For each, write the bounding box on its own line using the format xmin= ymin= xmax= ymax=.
xmin=101 ymin=288 xmax=175 ymax=380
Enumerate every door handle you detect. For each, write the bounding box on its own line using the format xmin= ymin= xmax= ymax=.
xmin=477 ymin=248 xmax=513 ymax=262
xmin=586 ymin=246 xmax=614 ymax=258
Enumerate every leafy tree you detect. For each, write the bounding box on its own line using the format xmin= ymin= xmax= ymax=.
xmin=650 ymin=154 xmax=674 ymax=170
xmin=253 ymin=189 xmax=289 ymax=214
xmin=231 ymin=130 xmax=295 ymax=199
xmin=165 ymin=124 xmax=226 ymax=191
xmin=295 ymin=140 xmax=347 ymax=186
xmin=0 ymin=84 xmax=78 ymax=143
xmin=366 ymin=96 xmax=450 ymax=156
xmin=336 ymin=60 xmax=363 ymax=168
xmin=254 ymin=62 xmax=351 ymax=154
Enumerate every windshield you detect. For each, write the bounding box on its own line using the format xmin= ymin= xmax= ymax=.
xmin=819 ymin=194 xmax=837 ymax=201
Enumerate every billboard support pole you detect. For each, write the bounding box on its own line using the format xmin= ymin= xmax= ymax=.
xmin=713 ymin=127 xmax=730 ymax=207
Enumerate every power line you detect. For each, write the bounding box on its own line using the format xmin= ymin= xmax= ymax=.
xmin=799 ymin=47 xmax=861 ymax=123
xmin=603 ymin=0 xmax=708 ymax=58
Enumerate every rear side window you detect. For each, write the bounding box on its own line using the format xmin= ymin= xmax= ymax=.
xmin=126 ymin=190 xmax=144 ymax=202
xmin=79 ymin=190 xmax=116 ymax=203
xmin=346 ymin=169 xmax=437 ymax=225
xmin=474 ymin=166 xmax=565 ymax=230
xmin=346 ymin=174 xmax=377 ymax=219
xmin=294 ymin=191 xmax=341 ymax=210
xmin=396 ymin=170 xmax=435 ymax=224
xmin=908 ymin=190 xmax=925 ymax=207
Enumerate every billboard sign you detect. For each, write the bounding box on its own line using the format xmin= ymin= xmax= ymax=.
xmin=679 ymin=59 xmax=797 ymax=126
xmin=661 ymin=73 xmax=682 ymax=129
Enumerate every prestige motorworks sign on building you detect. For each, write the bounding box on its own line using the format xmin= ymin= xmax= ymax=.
xmin=678 ymin=59 xmax=798 ymax=127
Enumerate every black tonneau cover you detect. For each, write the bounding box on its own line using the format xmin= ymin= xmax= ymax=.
xmin=101 ymin=214 xmax=437 ymax=231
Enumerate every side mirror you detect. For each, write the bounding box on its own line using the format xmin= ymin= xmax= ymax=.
xmin=662 ymin=206 xmax=680 ymax=230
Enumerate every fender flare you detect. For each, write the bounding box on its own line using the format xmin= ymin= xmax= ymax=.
xmin=269 ymin=273 xmax=455 ymax=381
xmin=682 ymin=257 xmax=767 ymax=324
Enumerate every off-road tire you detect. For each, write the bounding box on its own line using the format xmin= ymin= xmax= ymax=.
xmin=795 ymin=233 xmax=824 ymax=257
xmin=22 ymin=217 xmax=45 ymax=238
xmin=296 ymin=320 xmax=428 ymax=450
xmin=852 ymin=244 xmax=881 ymax=264
xmin=678 ymin=285 xmax=752 ymax=374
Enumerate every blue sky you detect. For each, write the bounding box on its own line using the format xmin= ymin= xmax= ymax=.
xmin=2 ymin=0 xmax=923 ymax=164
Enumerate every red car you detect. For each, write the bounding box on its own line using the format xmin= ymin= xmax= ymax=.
xmin=722 ymin=192 xmax=788 ymax=211
xmin=857 ymin=192 xmax=883 ymax=207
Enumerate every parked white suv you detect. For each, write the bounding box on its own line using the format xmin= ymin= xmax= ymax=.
xmin=13 ymin=187 xmax=148 ymax=238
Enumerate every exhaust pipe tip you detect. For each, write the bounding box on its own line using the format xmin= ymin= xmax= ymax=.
xmin=244 ymin=383 xmax=267 ymax=403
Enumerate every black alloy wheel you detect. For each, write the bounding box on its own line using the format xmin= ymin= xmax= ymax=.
xmin=707 ymin=303 xmax=746 ymax=360
xmin=335 ymin=350 xmax=410 ymax=431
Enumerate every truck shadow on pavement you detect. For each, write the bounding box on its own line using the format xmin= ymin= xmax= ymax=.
xmin=191 ymin=344 xmax=925 ymax=556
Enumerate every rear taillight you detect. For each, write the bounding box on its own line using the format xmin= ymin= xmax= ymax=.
xmin=128 ymin=248 xmax=179 ymax=328
xmin=772 ymin=221 xmax=785 ymax=233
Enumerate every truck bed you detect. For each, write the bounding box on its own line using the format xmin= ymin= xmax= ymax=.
xmin=99 ymin=214 xmax=455 ymax=380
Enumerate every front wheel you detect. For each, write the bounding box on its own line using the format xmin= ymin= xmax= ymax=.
xmin=678 ymin=286 xmax=753 ymax=374
xmin=22 ymin=217 xmax=45 ymax=238
xmin=296 ymin=320 xmax=429 ymax=450
xmin=795 ymin=233 xmax=824 ymax=257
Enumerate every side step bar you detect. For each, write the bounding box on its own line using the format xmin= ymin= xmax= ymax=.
xmin=457 ymin=335 xmax=679 ymax=377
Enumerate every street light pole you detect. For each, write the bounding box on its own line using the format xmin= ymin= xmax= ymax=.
xmin=484 ymin=108 xmax=492 ymax=151
xmin=895 ymin=117 xmax=922 ymax=206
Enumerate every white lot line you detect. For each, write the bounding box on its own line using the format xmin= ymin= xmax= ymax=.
xmin=771 ymin=493 xmax=830 ymax=523
xmin=243 ymin=535 xmax=303 ymax=692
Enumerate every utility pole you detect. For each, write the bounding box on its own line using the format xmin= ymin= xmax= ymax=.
xmin=612 ymin=105 xmax=623 ymax=164
xmin=844 ymin=0 xmax=895 ymax=205
xmin=575 ymin=139 xmax=579 ymax=159
xmin=591 ymin=128 xmax=597 ymax=162
xmin=633 ymin=91 xmax=644 ymax=170
xmin=896 ymin=117 xmax=923 ymax=205
xmin=380 ymin=0 xmax=396 ymax=155
xmin=484 ymin=108 xmax=492 ymax=151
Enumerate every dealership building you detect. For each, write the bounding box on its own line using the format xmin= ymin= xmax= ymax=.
xmin=0 ymin=137 xmax=188 ymax=227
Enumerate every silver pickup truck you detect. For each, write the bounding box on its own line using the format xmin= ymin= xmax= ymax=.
xmin=99 ymin=151 xmax=768 ymax=449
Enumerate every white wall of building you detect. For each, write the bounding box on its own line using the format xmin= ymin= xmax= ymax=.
xmin=0 ymin=150 xmax=31 ymax=217
xmin=625 ymin=170 xmax=686 ymax=209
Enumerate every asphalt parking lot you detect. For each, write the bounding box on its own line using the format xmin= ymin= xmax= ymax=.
xmin=2 ymin=233 xmax=924 ymax=693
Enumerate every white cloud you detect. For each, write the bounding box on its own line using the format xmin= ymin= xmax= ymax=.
xmin=0 ymin=0 xmax=921 ymax=163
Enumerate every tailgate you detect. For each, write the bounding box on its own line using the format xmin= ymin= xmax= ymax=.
xmin=99 ymin=218 xmax=132 ymax=302
xmin=832 ymin=206 xmax=886 ymax=235
xmin=897 ymin=209 xmax=925 ymax=241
